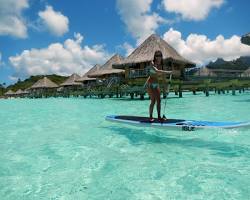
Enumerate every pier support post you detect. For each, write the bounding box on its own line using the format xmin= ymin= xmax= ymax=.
xmin=205 ymin=89 xmax=209 ymax=97
xmin=232 ymin=88 xmax=236 ymax=95
xmin=140 ymin=94 xmax=144 ymax=100
xmin=179 ymin=90 xmax=182 ymax=98
xmin=178 ymin=83 xmax=182 ymax=98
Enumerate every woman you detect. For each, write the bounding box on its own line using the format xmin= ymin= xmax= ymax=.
xmin=145 ymin=50 xmax=172 ymax=122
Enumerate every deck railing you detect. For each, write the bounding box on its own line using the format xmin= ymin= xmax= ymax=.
xmin=128 ymin=69 xmax=148 ymax=78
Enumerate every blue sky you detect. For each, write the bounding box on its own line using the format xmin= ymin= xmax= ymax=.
xmin=0 ymin=0 xmax=250 ymax=85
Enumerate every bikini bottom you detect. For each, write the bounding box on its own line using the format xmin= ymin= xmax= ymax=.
xmin=148 ymin=83 xmax=159 ymax=89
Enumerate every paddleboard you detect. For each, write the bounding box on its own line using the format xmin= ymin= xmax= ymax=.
xmin=105 ymin=115 xmax=250 ymax=131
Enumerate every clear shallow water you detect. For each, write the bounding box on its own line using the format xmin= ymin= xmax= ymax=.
xmin=0 ymin=92 xmax=250 ymax=200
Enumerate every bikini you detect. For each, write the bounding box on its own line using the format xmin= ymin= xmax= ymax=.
xmin=146 ymin=67 xmax=159 ymax=89
xmin=148 ymin=82 xmax=159 ymax=89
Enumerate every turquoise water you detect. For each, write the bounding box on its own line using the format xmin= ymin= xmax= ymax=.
xmin=0 ymin=92 xmax=250 ymax=200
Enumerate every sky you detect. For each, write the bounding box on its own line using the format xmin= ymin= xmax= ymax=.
xmin=0 ymin=0 xmax=250 ymax=85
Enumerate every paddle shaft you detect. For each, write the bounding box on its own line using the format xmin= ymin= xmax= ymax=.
xmin=162 ymin=73 xmax=172 ymax=119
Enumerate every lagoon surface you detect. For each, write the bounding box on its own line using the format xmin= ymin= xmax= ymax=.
xmin=0 ymin=92 xmax=250 ymax=199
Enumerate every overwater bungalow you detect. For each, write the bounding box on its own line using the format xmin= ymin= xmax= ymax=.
xmin=13 ymin=89 xmax=30 ymax=98
xmin=77 ymin=64 xmax=101 ymax=86
xmin=88 ymin=54 xmax=125 ymax=85
xmin=113 ymin=34 xmax=195 ymax=85
xmin=60 ymin=73 xmax=82 ymax=96
xmin=112 ymin=34 xmax=195 ymax=98
xmin=85 ymin=54 xmax=124 ymax=98
xmin=4 ymin=89 xmax=15 ymax=98
xmin=60 ymin=73 xmax=82 ymax=87
xmin=15 ymin=89 xmax=24 ymax=98
xmin=30 ymin=77 xmax=58 ymax=98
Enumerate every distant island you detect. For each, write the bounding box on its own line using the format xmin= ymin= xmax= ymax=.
xmin=188 ymin=56 xmax=250 ymax=75
xmin=207 ymin=56 xmax=250 ymax=70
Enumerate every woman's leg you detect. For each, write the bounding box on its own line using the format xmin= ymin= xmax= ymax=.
xmin=147 ymin=88 xmax=156 ymax=119
xmin=155 ymin=88 xmax=161 ymax=119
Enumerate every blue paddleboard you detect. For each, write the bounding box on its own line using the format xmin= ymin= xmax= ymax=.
xmin=105 ymin=115 xmax=250 ymax=131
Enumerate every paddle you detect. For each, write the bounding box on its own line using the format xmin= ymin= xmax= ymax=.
xmin=162 ymin=73 xmax=172 ymax=119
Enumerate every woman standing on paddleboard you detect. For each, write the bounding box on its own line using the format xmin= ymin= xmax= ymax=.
xmin=145 ymin=50 xmax=172 ymax=122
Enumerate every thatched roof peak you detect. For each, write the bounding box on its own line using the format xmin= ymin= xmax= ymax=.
xmin=5 ymin=89 xmax=15 ymax=95
xmin=78 ymin=64 xmax=101 ymax=82
xmin=101 ymin=54 xmax=124 ymax=69
xmin=31 ymin=77 xmax=58 ymax=89
xmin=60 ymin=73 xmax=82 ymax=86
xmin=114 ymin=33 xmax=194 ymax=68
xmin=15 ymin=89 xmax=24 ymax=95
xmin=88 ymin=54 xmax=125 ymax=78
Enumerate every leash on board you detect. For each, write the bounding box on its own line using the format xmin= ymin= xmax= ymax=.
xmin=162 ymin=73 xmax=172 ymax=119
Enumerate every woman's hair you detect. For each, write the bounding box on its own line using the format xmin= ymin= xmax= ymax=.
xmin=153 ymin=50 xmax=164 ymax=69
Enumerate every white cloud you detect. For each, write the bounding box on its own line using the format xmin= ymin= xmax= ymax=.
xmin=38 ymin=5 xmax=69 ymax=36
xmin=9 ymin=33 xmax=111 ymax=78
xmin=0 ymin=52 xmax=6 ymax=68
xmin=116 ymin=0 xmax=164 ymax=45
xmin=0 ymin=0 xmax=29 ymax=38
xmin=162 ymin=0 xmax=224 ymax=21
xmin=122 ymin=42 xmax=135 ymax=56
xmin=8 ymin=76 xmax=19 ymax=82
xmin=163 ymin=28 xmax=250 ymax=65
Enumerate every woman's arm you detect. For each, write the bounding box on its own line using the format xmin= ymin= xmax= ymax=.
xmin=151 ymin=66 xmax=172 ymax=75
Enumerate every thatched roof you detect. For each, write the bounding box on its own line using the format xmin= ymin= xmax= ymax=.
xmin=114 ymin=34 xmax=195 ymax=69
xmin=60 ymin=73 xmax=82 ymax=86
xmin=77 ymin=64 xmax=100 ymax=82
xmin=5 ymin=89 xmax=15 ymax=95
xmin=30 ymin=77 xmax=58 ymax=89
xmin=14 ymin=89 xmax=29 ymax=95
xmin=241 ymin=33 xmax=250 ymax=45
xmin=88 ymin=54 xmax=125 ymax=78
xmin=15 ymin=89 xmax=24 ymax=95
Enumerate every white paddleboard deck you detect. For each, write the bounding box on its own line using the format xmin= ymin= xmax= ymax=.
xmin=106 ymin=115 xmax=250 ymax=131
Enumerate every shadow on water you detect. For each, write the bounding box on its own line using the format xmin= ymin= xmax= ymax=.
xmin=104 ymin=125 xmax=250 ymax=158
xmin=109 ymin=96 xmax=180 ymax=101
xmin=233 ymin=99 xmax=250 ymax=103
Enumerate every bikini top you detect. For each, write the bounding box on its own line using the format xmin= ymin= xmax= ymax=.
xmin=146 ymin=66 xmax=157 ymax=75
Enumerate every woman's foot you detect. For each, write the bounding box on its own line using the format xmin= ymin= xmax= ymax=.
xmin=158 ymin=116 xmax=167 ymax=122
xmin=149 ymin=118 xmax=155 ymax=122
